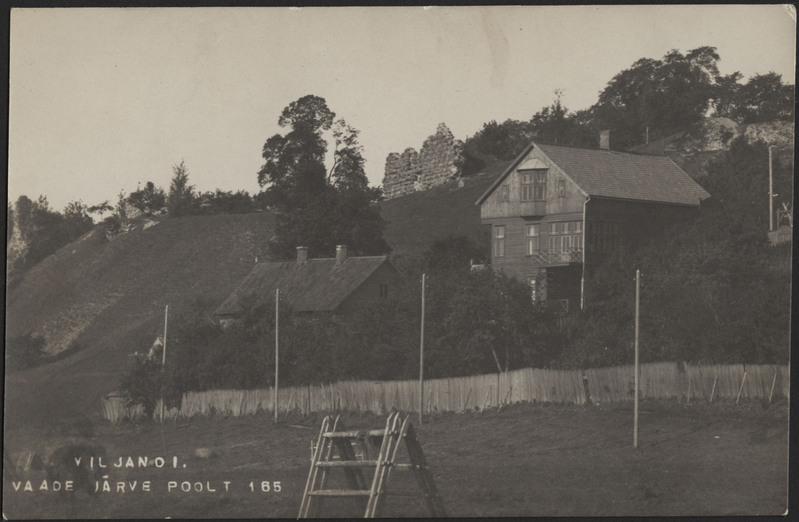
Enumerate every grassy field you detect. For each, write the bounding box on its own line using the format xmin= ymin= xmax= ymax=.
xmin=3 ymin=399 xmax=788 ymax=518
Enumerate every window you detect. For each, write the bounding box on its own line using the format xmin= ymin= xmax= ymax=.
xmin=587 ymin=221 xmax=621 ymax=253
xmin=493 ymin=226 xmax=505 ymax=258
xmin=558 ymin=179 xmax=566 ymax=197
xmin=379 ymin=284 xmax=389 ymax=299
xmin=534 ymin=171 xmax=546 ymax=200
xmin=525 ymin=224 xmax=540 ymax=255
xmin=500 ymin=184 xmax=509 ymax=203
xmin=547 ymin=221 xmax=584 ymax=254
xmin=521 ymin=171 xmax=547 ymax=201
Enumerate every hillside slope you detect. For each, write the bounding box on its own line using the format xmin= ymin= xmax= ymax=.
xmin=5 ymin=212 xmax=276 ymax=427
xmin=380 ymin=157 xmax=507 ymax=265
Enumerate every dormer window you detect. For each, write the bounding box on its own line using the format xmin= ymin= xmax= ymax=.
xmin=521 ymin=171 xmax=546 ymax=201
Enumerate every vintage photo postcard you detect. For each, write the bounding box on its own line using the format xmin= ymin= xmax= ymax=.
xmin=5 ymin=5 xmax=794 ymax=518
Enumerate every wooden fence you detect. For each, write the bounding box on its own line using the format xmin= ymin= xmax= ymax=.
xmin=101 ymin=362 xmax=789 ymax=423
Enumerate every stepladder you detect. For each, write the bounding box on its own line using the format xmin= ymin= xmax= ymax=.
xmin=298 ymin=412 xmax=447 ymax=518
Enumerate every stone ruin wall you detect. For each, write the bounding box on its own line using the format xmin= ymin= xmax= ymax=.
xmin=382 ymin=123 xmax=465 ymax=200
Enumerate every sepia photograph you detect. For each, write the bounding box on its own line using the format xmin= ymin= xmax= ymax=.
xmin=4 ymin=5 xmax=794 ymax=518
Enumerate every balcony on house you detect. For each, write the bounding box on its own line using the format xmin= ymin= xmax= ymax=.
xmin=530 ymin=247 xmax=584 ymax=267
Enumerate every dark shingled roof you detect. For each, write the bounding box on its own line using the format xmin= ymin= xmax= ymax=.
xmin=214 ymin=256 xmax=395 ymax=315
xmin=477 ymin=141 xmax=710 ymax=206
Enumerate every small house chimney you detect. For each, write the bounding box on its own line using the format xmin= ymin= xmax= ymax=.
xmin=599 ymin=130 xmax=611 ymax=150
xmin=335 ymin=244 xmax=348 ymax=266
xmin=296 ymin=246 xmax=308 ymax=266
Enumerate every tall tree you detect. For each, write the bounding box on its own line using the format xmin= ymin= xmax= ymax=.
xmin=592 ymin=46 xmax=721 ymax=149
xmin=258 ymin=95 xmax=389 ymax=258
xmin=530 ymin=90 xmax=596 ymax=147
xmin=168 ymin=160 xmax=195 ymax=217
xmin=727 ymin=73 xmax=795 ymax=123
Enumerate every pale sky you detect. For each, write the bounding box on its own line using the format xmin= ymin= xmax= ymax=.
xmin=8 ymin=5 xmax=796 ymax=212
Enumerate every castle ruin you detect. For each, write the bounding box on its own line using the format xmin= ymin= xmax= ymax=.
xmin=382 ymin=123 xmax=465 ymax=200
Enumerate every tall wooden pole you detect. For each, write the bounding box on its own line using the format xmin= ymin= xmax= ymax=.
xmin=769 ymin=146 xmax=774 ymax=231
xmin=160 ymin=304 xmax=169 ymax=423
xmin=419 ymin=273 xmax=426 ymax=425
xmin=275 ymin=288 xmax=279 ymax=423
xmin=634 ymin=269 xmax=640 ymax=448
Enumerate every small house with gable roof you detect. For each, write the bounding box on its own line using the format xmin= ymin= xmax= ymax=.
xmin=214 ymin=245 xmax=398 ymax=327
xmin=475 ymin=136 xmax=710 ymax=311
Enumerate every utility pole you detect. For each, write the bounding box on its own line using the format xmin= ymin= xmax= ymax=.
xmin=275 ymin=288 xmax=279 ymax=423
xmin=769 ymin=146 xmax=774 ymax=232
xmin=160 ymin=304 xmax=169 ymax=423
xmin=633 ymin=269 xmax=640 ymax=448
xmin=419 ymin=273 xmax=426 ymax=426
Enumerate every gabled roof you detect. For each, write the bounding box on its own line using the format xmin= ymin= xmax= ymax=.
xmin=476 ymin=141 xmax=710 ymax=206
xmin=214 ymin=255 xmax=395 ymax=315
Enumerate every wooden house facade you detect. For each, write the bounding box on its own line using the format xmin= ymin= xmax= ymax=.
xmin=476 ymin=141 xmax=710 ymax=311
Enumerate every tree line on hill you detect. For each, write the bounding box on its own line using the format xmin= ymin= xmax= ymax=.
xmin=463 ymin=46 xmax=794 ymax=165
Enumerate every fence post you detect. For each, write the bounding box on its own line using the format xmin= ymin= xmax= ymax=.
xmin=769 ymin=371 xmax=778 ymax=403
xmin=710 ymin=376 xmax=717 ymax=403
xmin=736 ymin=371 xmax=747 ymax=404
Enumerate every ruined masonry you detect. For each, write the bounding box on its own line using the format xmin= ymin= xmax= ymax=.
xmin=382 ymin=123 xmax=465 ymax=200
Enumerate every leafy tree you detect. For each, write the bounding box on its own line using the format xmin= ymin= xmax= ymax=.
xmin=8 ymin=195 xmax=93 ymax=280
xmin=128 ymin=181 xmax=167 ymax=215
xmin=423 ymin=235 xmax=487 ymax=273
xmin=530 ymin=90 xmax=596 ymax=147
xmin=87 ymin=200 xmax=114 ymax=221
xmin=7 ymin=203 xmax=14 ymax=245
xmin=592 ymin=46 xmax=721 ymax=149
xmin=712 ymin=71 xmax=744 ymax=119
xmin=464 ymin=119 xmax=534 ymax=161
xmin=167 ymin=160 xmax=196 ymax=217
xmin=257 ymin=95 xmax=389 ymax=258
xmin=194 ymin=189 xmax=255 ymax=214
xmin=727 ymin=72 xmax=795 ymax=123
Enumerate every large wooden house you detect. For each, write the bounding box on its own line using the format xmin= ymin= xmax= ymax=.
xmin=475 ymin=139 xmax=710 ymax=311
xmin=214 ymin=245 xmax=398 ymax=327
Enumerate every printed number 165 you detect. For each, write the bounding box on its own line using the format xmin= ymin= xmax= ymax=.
xmin=249 ymin=481 xmax=282 ymax=493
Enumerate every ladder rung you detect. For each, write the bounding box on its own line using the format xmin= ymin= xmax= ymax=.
xmin=323 ymin=430 xmax=388 ymax=438
xmin=308 ymin=489 xmax=371 ymax=497
xmin=317 ymin=460 xmax=379 ymax=468
xmin=315 ymin=461 xmax=416 ymax=470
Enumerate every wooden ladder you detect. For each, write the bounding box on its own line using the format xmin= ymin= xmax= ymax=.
xmin=298 ymin=412 xmax=447 ymax=518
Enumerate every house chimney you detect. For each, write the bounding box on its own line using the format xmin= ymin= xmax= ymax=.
xmin=599 ymin=130 xmax=611 ymax=150
xmin=296 ymin=246 xmax=308 ymax=266
xmin=335 ymin=244 xmax=348 ymax=266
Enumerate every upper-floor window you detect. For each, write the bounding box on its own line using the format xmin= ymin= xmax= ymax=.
xmin=521 ymin=171 xmax=546 ymax=201
xmin=558 ymin=179 xmax=566 ymax=197
xmin=379 ymin=284 xmax=389 ymax=299
xmin=500 ymin=184 xmax=510 ymax=203
xmin=525 ymin=224 xmax=540 ymax=255
xmin=493 ymin=226 xmax=505 ymax=258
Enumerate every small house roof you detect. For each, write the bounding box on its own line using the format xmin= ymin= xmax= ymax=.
xmin=476 ymin=141 xmax=710 ymax=206
xmin=214 ymin=255 xmax=395 ymax=316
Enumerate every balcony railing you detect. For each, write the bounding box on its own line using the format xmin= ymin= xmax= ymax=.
xmin=529 ymin=247 xmax=583 ymax=266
